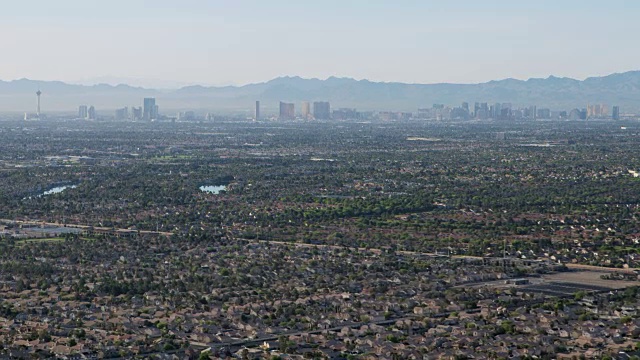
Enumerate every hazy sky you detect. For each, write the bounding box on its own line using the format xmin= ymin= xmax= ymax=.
xmin=1 ymin=0 xmax=639 ymax=87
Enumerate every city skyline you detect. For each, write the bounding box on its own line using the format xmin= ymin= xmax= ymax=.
xmin=1 ymin=1 xmax=639 ymax=87
xmin=5 ymin=70 xmax=640 ymax=114
xmin=33 ymin=95 xmax=624 ymax=122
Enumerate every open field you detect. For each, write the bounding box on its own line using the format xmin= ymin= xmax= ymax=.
xmin=460 ymin=270 xmax=639 ymax=296
xmin=542 ymin=271 xmax=639 ymax=289
xmin=565 ymin=263 xmax=638 ymax=274
xmin=522 ymin=282 xmax=614 ymax=297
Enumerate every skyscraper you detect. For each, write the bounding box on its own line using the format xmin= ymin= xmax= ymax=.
xmin=255 ymin=101 xmax=260 ymax=120
xmin=131 ymin=107 xmax=142 ymax=120
xmin=612 ymin=106 xmax=620 ymax=120
xmin=143 ymin=98 xmax=156 ymax=120
xmin=301 ymin=101 xmax=311 ymax=119
xmin=332 ymin=108 xmax=358 ymax=120
xmin=313 ymin=101 xmax=330 ymax=120
xmin=279 ymin=102 xmax=295 ymax=120
xmin=569 ymin=109 xmax=582 ymax=120
xmin=177 ymin=111 xmax=195 ymax=121
xmin=536 ymin=108 xmax=551 ymax=119
xmin=587 ymin=103 xmax=606 ymax=118
xmin=88 ymin=106 xmax=96 ymax=120
xmin=461 ymin=102 xmax=469 ymax=113
xmin=580 ymin=109 xmax=588 ymax=120
xmin=78 ymin=105 xmax=88 ymax=119
xmin=115 ymin=107 xmax=129 ymax=120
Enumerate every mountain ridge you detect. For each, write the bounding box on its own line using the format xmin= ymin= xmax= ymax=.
xmin=2 ymin=71 xmax=640 ymax=113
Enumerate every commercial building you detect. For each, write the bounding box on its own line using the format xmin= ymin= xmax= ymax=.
xmin=87 ymin=106 xmax=96 ymax=120
xmin=536 ymin=108 xmax=551 ymax=119
xmin=143 ymin=98 xmax=157 ymax=120
xmin=131 ymin=107 xmax=142 ymax=120
xmin=313 ymin=101 xmax=330 ymax=120
xmin=332 ymin=108 xmax=358 ymax=120
xmin=78 ymin=105 xmax=88 ymax=119
xmin=612 ymin=106 xmax=620 ymax=120
xmin=255 ymin=101 xmax=260 ymax=120
xmin=177 ymin=111 xmax=195 ymax=121
xmin=301 ymin=101 xmax=311 ymax=119
xmin=587 ymin=103 xmax=607 ymax=118
xmin=115 ymin=107 xmax=128 ymax=120
xmin=279 ymin=102 xmax=295 ymax=120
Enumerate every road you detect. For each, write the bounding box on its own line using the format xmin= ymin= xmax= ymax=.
xmin=235 ymin=237 xmax=640 ymax=272
xmin=0 ymin=218 xmax=173 ymax=237
xmin=5 ymin=219 xmax=635 ymax=272
xmin=231 ymin=236 xmax=478 ymax=259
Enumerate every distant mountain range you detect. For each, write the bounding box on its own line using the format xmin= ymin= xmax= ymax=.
xmin=2 ymin=71 xmax=640 ymax=114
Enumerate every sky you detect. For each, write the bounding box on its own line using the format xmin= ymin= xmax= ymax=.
xmin=1 ymin=0 xmax=639 ymax=87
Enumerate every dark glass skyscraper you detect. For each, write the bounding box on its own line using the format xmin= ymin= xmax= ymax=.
xmin=612 ymin=106 xmax=620 ymax=120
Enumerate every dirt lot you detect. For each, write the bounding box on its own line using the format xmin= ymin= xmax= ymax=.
xmin=543 ymin=271 xmax=639 ymax=289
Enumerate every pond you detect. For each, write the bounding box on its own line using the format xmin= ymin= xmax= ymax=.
xmin=199 ymin=185 xmax=227 ymax=194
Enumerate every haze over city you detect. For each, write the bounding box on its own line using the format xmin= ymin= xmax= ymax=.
xmin=1 ymin=0 xmax=640 ymax=87
xmin=5 ymin=2 xmax=640 ymax=359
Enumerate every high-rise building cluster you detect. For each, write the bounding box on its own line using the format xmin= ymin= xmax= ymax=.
xmin=74 ymin=98 xmax=160 ymax=121
xmin=78 ymin=105 xmax=96 ymax=120
xmin=413 ymin=101 xmax=621 ymax=121
xmin=257 ymin=100 xmax=333 ymax=120
xmin=29 ymin=89 xmax=627 ymax=122
xmin=254 ymin=99 xmax=620 ymax=121
xmin=587 ymin=104 xmax=608 ymax=118
xmin=332 ymin=108 xmax=359 ymax=120
xmin=177 ymin=111 xmax=195 ymax=121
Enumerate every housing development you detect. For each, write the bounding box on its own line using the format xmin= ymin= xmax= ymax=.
xmin=2 ymin=117 xmax=640 ymax=359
